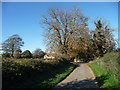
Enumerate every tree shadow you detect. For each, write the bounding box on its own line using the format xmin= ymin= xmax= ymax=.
xmin=95 ymin=74 xmax=109 ymax=87
xmin=53 ymin=78 xmax=99 ymax=89
xmin=2 ymin=60 xmax=75 ymax=88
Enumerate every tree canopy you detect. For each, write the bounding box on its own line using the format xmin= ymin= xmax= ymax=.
xmin=14 ymin=49 xmax=22 ymax=58
xmin=41 ymin=7 xmax=116 ymax=61
xmin=22 ymin=50 xmax=32 ymax=58
xmin=2 ymin=34 xmax=24 ymax=57
xmin=32 ymin=48 xmax=45 ymax=58
xmin=41 ymin=7 xmax=89 ymax=55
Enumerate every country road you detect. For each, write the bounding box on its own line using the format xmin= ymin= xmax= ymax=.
xmin=53 ymin=63 xmax=99 ymax=89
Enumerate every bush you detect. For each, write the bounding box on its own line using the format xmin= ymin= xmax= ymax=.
xmin=14 ymin=49 xmax=22 ymax=59
xmin=14 ymin=53 xmax=21 ymax=59
xmin=2 ymin=58 xmax=70 ymax=88
xmin=22 ymin=50 xmax=32 ymax=58
xmin=94 ymin=52 xmax=120 ymax=83
xmin=55 ymin=54 xmax=70 ymax=63
xmin=32 ymin=48 xmax=45 ymax=58
xmin=2 ymin=53 xmax=11 ymax=58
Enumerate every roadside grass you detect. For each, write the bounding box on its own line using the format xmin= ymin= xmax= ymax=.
xmin=20 ymin=63 xmax=75 ymax=88
xmin=88 ymin=62 xmax=120 ymax=88
xmin=3 ymin=57 xmax=75 ymax=88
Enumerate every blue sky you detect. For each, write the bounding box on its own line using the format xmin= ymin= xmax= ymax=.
xmin=2 ymin=2 xmax=118 ymax=52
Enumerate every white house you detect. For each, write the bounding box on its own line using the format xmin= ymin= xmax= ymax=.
xmin=44 ymin=53 xmax=55 ymax=59
xmin=74 ymin=58 xmax=77 ymax=62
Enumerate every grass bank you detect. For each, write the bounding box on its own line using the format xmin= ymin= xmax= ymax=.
xmin=88 ymin=51 xmax=120 ymax=88
xmin=2 ymin=58 xmax=75 ymax=88
xmin=35 ymin=63 xmax=75 ymax=88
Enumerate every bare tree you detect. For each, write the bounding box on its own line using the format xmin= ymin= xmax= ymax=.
xmin=41 ymin=6 xmax=89 ymax=55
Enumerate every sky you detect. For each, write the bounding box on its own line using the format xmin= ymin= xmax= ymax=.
xmin=2 ymin=2 xmax=118 ymax=52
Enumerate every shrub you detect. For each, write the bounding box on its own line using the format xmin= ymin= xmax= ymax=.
xmin=2 ymin=58 xmax=70 ymax=88
xmin=14 ymin=49 xmax=22 ymax=59
xmin=22 ymin=50 xmax=32 ymax=58
xmin=14 ymin=53 xmax=21 ymax=59
xmin=33 ymin=48 xmax=45 ymax=58
xmin=94 ymin=52 xmax=120 ymax=83
xmin=2 ymin=53 xmax=11 ymax=58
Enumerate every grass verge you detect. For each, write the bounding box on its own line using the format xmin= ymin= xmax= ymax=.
xmin=88 ymin=62 xmax=120 ymax=89
xmin=20 ymin=63 xmax=75 ymax=88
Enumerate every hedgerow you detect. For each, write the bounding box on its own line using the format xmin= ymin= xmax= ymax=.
xmin=2 ymin=58 xmax=70 ymax=88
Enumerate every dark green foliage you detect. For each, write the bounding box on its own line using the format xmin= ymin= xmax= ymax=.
xmin=22 ymin=50 xmax=32 ymax=58
xmin=33 ymin=48 xmax=45 ymax=58
xmin=55 ymin=54 xmax=71 ymax=63
xmin=92 ymin=52 xmax=120 ymax=84
xmin=14 ymin=49 xmax=22 ymax=59
xmin=92 ymin=19 xmax=115 ymax=57
xmin=95 ymin=74 xmax=109 ymax=87
xmin=2 ymin=57 xmax=70 ymax=88
xmin=2 ymin=34 xmax=24 ymax=57
xmin=117 ymin=54 xmax=120 ymax=64
xmin=37 ymin=64 xmax=75 ymax=88
xmin=2 ymin=53 xmax=11 ymax=58
xmin=89 ymin=62 xmax=120 ymax=88
xmin=14 ymin=53 xmax=21 ymax=59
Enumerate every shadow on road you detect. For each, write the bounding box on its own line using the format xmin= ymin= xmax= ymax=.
xmin=53 ymin=78 xmax=99 ymax=89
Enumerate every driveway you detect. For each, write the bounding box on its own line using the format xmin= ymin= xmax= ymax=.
xmin=53 ymin=63 xmax=99 ymax=89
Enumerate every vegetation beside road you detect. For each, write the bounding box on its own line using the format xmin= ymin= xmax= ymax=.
xmin=1 ymin=6 xmax=119 ymax=89
xmin=2 ymin=57 xmax=75 ymax=88
xmin=88 ymin=51 xmax=120 ymax=88
xmin=34 ymin=63 xmax=75 ymax=88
